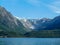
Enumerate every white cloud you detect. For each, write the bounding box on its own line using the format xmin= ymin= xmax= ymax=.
xmin=48 ymin=5 xmax=60 ymax=13
xmin=25 ymin=0 xmax=60 ymax=14
xmin=48 ymin=1 xmax=60 ymax=14
xmin=52 ymin=1 xmax=60 ymax=5
xmin=24 ymin=0 xmax=41 ymax=6
xmin=24 ymin=0 xmax=60 ymax=14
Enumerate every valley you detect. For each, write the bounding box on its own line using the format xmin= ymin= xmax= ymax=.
xmin=0 ymin=29 xmax=60 ymax=38
xmin=0 ymin=6 xmax=60 ymax=38
xmin=25 ymin=29 xmax=60 ymax=38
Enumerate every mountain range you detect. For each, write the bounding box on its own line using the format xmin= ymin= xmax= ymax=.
xmin=19 ymin=16 xmax=60 ymax=30
xmin=0 ymin=6 xmax=60 ymax=37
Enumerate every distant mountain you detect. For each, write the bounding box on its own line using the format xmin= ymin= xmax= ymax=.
xmin=46 ymin=16 xmax=60 ymax=30
xmin=29 ymin=18 xmax=51 ymax=30
xmin=20 ymin=19 xmax=35 ymax=30
xmin=20 ymin=18 xmax=51 ymax=30
xmin=20 ymin=16 xmax=60 ymax=30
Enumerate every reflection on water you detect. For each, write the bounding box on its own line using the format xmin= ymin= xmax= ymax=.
xmin=0 ymin=38 xmax=60 ymax=45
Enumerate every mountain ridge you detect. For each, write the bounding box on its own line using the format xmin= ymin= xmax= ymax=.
xmin=0 ymin=6 xmax=31 ymax=37
xmin=18 ymin=15 xmax=60 ymax=30
xmin=0 ymin=6 xmax=60 ymax=37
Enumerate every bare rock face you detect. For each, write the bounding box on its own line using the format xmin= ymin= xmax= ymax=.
xmin=20 ymin=15 xmax=60 ymax=30
xmin=20 ymin=18 xmax=51 ymax=30
xmin=0 ymin=6 xmax=28 ymax=36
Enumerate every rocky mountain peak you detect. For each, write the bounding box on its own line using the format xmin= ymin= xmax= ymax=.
xmin=0 ymin=6 xmax=28 ymax=35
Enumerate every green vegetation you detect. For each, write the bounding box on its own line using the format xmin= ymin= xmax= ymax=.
xmin=0 ymin=29 xmax=25 ymax=38
xmin=0 ymin=25 xmax=60 ymax=38
xmin=0 ymin=23 xmax=60 ymax=38
xmin=0 ymin=24 xmax=25 ymax=38
xmin=0 ymin=19 xmax=26 ymax=37
xmin=25 ymin=29 xmax=60 ymax=38
xmin=0 ymin=27 xmax=60 ymax=38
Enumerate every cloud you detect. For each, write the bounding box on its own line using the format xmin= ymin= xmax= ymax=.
xmin=2 ymin=0 xmax=60 ymax=14
xmin=39 ymin=0 xmax=60 ymax=14
xmin=24 ymin=0 xmax=41 ymax=6
xmin=48 ymin=5 xmax=60 ymax=13
xmin=48 ymin=1 xmax=60 ymax=14
xmin=1 ymin=0 xmax=17 ymax=4
xmin=26 ymin=0 xmax=39 ymax=4
xmin=26 ymin=0 xmax=60 ymax=14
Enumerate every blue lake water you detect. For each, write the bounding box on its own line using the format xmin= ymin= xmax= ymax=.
xmin=0 ymin=38 xmax=60 ymax=45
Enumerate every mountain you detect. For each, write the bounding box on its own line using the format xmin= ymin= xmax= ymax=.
xmin=20 ymin=16 xmax=60 ymax=30
xmin=29 ymin=18 xmax=51 ymax=30
xmin=46 ymin=16 xmax=60 ymax=30
xmin=20 ymin=19 xmax=35 ymax=30
xmin=23 ymin=16 xmax=60 ymax=37
xmin=20 ymin=18 xmax=51 ymax=30
xmin=0 ymin=6 xmax=30 ymax=37
xmin=0 ymin=6 xmax=60 ymax=37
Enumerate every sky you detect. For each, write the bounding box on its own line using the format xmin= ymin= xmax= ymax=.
xmin=0 ymin=0 xmax=60 ymax=19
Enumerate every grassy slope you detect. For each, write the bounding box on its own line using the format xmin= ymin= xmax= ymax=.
xmin=0 ymin=24 xmax=60 ymax=38
xmin=25 ymin=29 xmax=60 ymax=38
xmin=0 ymin=24 xmax=25 ymax=38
